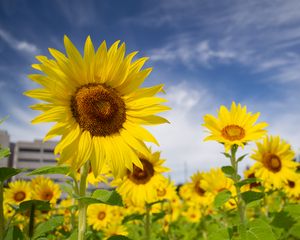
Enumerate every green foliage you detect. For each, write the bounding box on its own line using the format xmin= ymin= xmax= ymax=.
xmin=77 ymin=189 xmax=123 ymax=206
xmin=208 ymin=228 xmax=230 ymax=240
xmin=0 ymin=148 xmax=10 ymax=159
xmin=33 ymin=216 xmax=64 ymax=239
xmin=0 ymin=167 xmax=22 ymax=182
xmin=214 ymin=190 xmax=232 ymax=208
xmin=27 ymin=166 xmax=70 ymax=176
xmin=19 ymin=200 xmax=51 ymax=212
xmin=221 ymin=166 xmax=235 ymax=176
xmin=107 ymin=236 xmax=131 ymax=240
xmin=241 ymin=191 xmax=264 ymax=204
xmin=122 ymin=213 xmax=145 ymax=224
xmin=4 ymin=226 xmax=24 ymax=240
xmin=239 ymin=219 xmax=277 ymax=240
xmin=235 ymin=178 xmax=261 ymax=188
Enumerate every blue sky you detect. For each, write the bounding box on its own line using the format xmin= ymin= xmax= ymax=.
xmin=0 ymin=0 xmax=300 ymax=182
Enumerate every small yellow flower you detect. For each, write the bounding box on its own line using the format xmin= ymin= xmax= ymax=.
xmin=103 ymin=224 xmax=128 ymax=239
xmin=203 ymin=102 xmax=268 ymax=151
xmin=87 ymin=204 xmax=112 ymax=231
xmin=31 ymin=176 xmax=61 ymax=204
xmin=113 ymin=149 xmax=169 ymax=207
xmin=5 ymin=180 xmax=31 ymax=205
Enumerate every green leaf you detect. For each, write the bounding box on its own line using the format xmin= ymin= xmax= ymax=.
xmin=241 ymin=219 xmax=276 ymax=240
xmin=241 ymin=191 xmax=264 ymax=204
xmin=67 ymin=229 xmax=78 ymax=240
xmin=33 ymin=216 xmax=64 ymax=239
xmin=0 ymin=148 xmax=10 ymax=159
xmin=208 ymin=228 xmax=230 ymax=240
xmin=27 ymin=166 xmax=70 ymax=176
xmin=236 ymin=178 xmax=261 ymax=188
xmin=214 ymin=190 xmax=231 ymax=208
xmin=19 ymin=200 xmax=51 ymax=212
xmin=0 ymin=167 xmax=22 ymax=182
xmin=152 ymin=211 xmax=166 ymax=222
xmin=4 ymin=226 xmax=24 ymax=240
xmin=107 ymin=236 xmax=131 ymax=240
xmin=122 ymin=213 xmax=145 ymax=224
xmin=237 ymin=154 xmax=248 ymax=162
xmin=78 ymin=190 xmax=123 ymax=206
xmin=285 ymin=204 xmax=300 ymax=218
xmin=221 ymin=166 xmax=235 ymax=176
xmin=222 ymin=152 xmax=232 ymax=159
xmin=289 ymin=223 xmax=300 ymax=238
xmin=271 ymin=211 xmax=296 ymax=230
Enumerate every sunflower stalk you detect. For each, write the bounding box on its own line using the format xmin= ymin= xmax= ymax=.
xmin=78 ymin=161 xmax=89 ymax=240
xmin=229 ymin=145 xmax=246 ymax=226
xmin=0 ymin=181 xmax=4 ymax=240
xmin=144 ymin=203 xmax=151 ymax=240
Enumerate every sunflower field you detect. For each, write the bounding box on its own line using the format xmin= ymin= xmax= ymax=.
xmin=0 ymin=37 xmax=300 ymax=240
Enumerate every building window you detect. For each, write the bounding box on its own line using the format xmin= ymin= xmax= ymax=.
xmin=43 ymin=159 xmax=56 ymax=163
xmin=43 ymin=149 xmax=54 ymax=153
xmin=19 ymin=159 xmax=40 ymax=162
xmin=19 ymin=148 xmax=40 ymax=152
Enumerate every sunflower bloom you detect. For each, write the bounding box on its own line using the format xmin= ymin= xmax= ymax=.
xmin=25 ymin=36 xmax=169 ymax=177
xmin=251 ymin=135 xmax=298 ymax=189
xmin=87 ymin=204 xmax=113 ymax=230
xmin=113 ymin=149 xmax=169 ymax=207
xmin=5 ymin=180 xmax=31 ymax=205
xmin=31 ymin=176 xmax=61 ymax=204
xmin=203 ymin=102 xmax=268 ymax=151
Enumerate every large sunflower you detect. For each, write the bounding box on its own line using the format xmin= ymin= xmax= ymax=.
xmin=203 ymin=102 xmax=268 ymax=151
xmin=25 ymin=36 xmax=169 ymax=177
xmin=113 ymin=149 xmax=169 ymax=207
xmin=251 ymin=135 xmax=298 ymax=189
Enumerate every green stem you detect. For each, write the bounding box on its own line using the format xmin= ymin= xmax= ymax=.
xmin=230 ymin=145 xmax=246 ymax=225
xmin=78 ymin=161 xmax=89 ymax=240
xmin=0 ymin=182 xmax=4 ymax=240
xmin=145 ymin=204 xmax=151 ymax=240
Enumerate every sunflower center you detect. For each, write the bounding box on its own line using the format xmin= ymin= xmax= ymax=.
xmin=97 ymin=211 xmax=106 ymax=220
xmin=195 ymin=182 xmax=205 ymax=196
xmin=128 ymin=159 xmax=154 ymax=184
xmin=71 ymin=83 xmax=126 ymax=137
xmin=263 ymin=153 xmax=282 ymax=173
xmin=14 ymin=191 xmax=26 ymax=202
xmin=288 ymin=180 xmax=295 ymax=188
xmin=42 ymin=191 xmax=53 ymax=201
xmin=221 ymin=125 xmax=245 ymax=141
xmin=157 ymin=188 xmax=167 ymax=197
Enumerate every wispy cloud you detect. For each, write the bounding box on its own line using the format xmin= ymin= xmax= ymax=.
xmin=0 ymin=28 xmax=39 ymax=55
xmin=149 ymin=39 xmax=236 ymax=68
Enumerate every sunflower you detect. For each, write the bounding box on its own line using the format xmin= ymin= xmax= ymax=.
xmin=113 ymin=149 xmax=169 ymax=207
xmin=25 ymin=36 xmax=169 ymax=177
xmin=103 ymin=224 xmax=128 ymax=240
xmin=203 ymin=102 xmax=268 ymax=151
xmin=31 ymin=176 xmax=61 ymax=204
xmin=283 ymin=175 xmax=300 ymax=200
xmin=5 ymin=180 xmax=31 ymax=205
xmin=251 ymin=135 xmax=298 ymax=189
xmin=182 ymin=205 xmax=202 ymax=223
xmin=180 ymin=172 xmax=213 ymax=206
xmin=201 ymin=168 xmax=236 ymax=209
xmin=87 ymin=204 xmax=112 ymax=230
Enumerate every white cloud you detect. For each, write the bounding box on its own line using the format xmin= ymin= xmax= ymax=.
xmin=149 ymin=39 xmax=236 ymax=68
xmin=0 ymin=28 xmax=39 ymax=55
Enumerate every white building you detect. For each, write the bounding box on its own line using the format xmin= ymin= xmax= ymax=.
xmin=0 ymin=130 xmax=10 ymax=167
